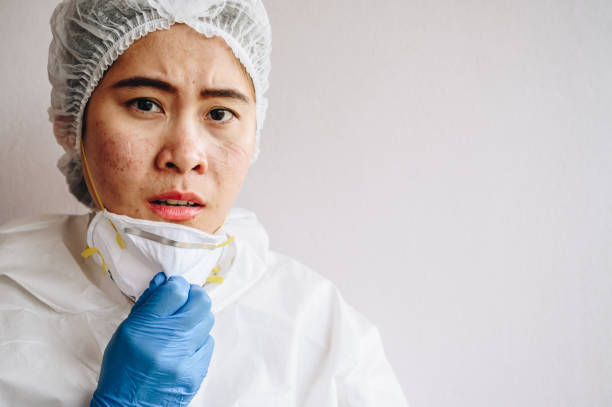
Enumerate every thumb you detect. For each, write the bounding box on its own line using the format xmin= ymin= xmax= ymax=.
xmin=131 ymin=272 xmax=167 ymax=313
xmin=138 ymin=275 xmax=190 ymax=317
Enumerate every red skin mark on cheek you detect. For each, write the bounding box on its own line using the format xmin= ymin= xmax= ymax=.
xmin=100 ymin=139 xmax=128 ymax=172
xmin=91 ymin=133 xmax=151 ymax=210
xmin=100 ymin=135 xmax=148 ymax=173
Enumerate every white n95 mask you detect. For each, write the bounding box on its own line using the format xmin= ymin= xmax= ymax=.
xmin=82 ymin=210 xmax=234 ymax=301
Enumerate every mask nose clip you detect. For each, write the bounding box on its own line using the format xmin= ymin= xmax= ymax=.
xmin=123 ymin=227 xmax=234 ymax=250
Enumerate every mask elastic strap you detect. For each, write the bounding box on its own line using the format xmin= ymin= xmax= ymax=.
xmin=81 ymin=246 xmax=109 ymax=273
xmin=80 ymin=141 xmax=126 ymax=249
xmin=215 ymin=236 xmax=235 ymax=249
xmin=80 ymin=141 xmax=105 ymax=211
xmin=206 ymin=266 xmax=224 ymax=284
xmin=206 ymin=234 xmax=237 ymax=285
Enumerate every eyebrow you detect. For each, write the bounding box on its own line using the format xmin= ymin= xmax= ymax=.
xmin=111 ymin=76 xmax=251 ymax=103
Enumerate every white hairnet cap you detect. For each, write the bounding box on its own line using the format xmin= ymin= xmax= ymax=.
xmin=48 ymin=0 xmax=271 ymax=208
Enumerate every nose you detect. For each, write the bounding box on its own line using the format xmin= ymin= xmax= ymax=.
xmin=155 ymin=118 xmax=208 ymax=174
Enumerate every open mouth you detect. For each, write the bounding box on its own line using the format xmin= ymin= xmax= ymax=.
xmin=147 ymin=192 xmax=205 ymax=221
xmin=150 ymin=199 xmax=202 ymax=207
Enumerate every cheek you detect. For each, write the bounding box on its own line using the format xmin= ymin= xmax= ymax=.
xmin=99 ymin=139 xmax=134 ymax=174
xmin=102 ymin=139 xmax=143 ymax=174
xmin=208 ymin=140 xmax=252 ymax=189
xmin=87 ymin=128 xmax=153 ymax=198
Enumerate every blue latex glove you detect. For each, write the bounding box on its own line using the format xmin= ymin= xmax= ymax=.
xmin=91 ymin=272 xmax=215 ymax=407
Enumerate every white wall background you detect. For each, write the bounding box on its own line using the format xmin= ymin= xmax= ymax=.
xmin=1 ymin=0 xmax=611 ymax=405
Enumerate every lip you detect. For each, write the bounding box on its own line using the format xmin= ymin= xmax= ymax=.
xmin=147 ymin=191 xmax=205 ymax=221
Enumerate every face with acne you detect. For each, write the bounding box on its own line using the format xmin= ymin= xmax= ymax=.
xmin=82 ymin=24 xmax=257 ymax=234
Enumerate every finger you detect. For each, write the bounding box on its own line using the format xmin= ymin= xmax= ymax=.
xmin=133 ymin=272 xmax=167 ymax=310
xmin=175 ymin=285 xmax=212 ymax=323
xmin=139 ymin=275 xmax=190 ymax=317
xmin=194 ymin=335 xmax=215 ymax=377
xmin=187 ymin=315 xmax=215 ymax=354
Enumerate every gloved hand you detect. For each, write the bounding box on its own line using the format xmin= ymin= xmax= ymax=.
xmin=90 ymin=272 xmax=215 ymax=407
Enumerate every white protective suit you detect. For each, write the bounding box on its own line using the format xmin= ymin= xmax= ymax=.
xmin=0 ymin=208 xmax=408 ymax=406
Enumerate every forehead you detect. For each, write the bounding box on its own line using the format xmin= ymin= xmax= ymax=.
xmin=104 ymin=24 xmax=254 ymax=96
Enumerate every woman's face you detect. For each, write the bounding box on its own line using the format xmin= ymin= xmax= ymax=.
xmin=83 ymin=24 xmax=256 ymax=233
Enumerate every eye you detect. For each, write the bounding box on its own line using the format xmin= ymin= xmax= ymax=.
xmin=207 ymin=108 xmax=235 ymax=123
xmin=128 ymin=98 xmax=162 ymax=113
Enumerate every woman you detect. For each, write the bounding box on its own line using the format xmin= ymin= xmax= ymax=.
xmin=0 ymin=0 xmax=408 ymax=405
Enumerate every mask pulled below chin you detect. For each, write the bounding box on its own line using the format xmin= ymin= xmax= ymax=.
xmin=84 ymin=209 xmax=231 ymax=301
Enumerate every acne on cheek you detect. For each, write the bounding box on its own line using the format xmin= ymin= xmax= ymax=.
xmin=89 ymin=130 xmax=150 ymax=202
xmin=98 ymin=138 xmax=142 ymax=172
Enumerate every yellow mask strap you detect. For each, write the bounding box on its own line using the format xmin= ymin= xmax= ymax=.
xmin=81 ymin=246 xmax=109 ymax=273
xmin=206 ymin=265 xmax=224 ymax=284
xmin=80 ymin=141 xmax=125 ymax=249
xmin=80 ymin=140 xmax=105 ymax=211
xmin=107 ymin=219 xmax=126 ymax=249
xmin=215 ymin=235 xmax=235 ymax=249
xmin=205 ymin=234 xmax=236 ymax=285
